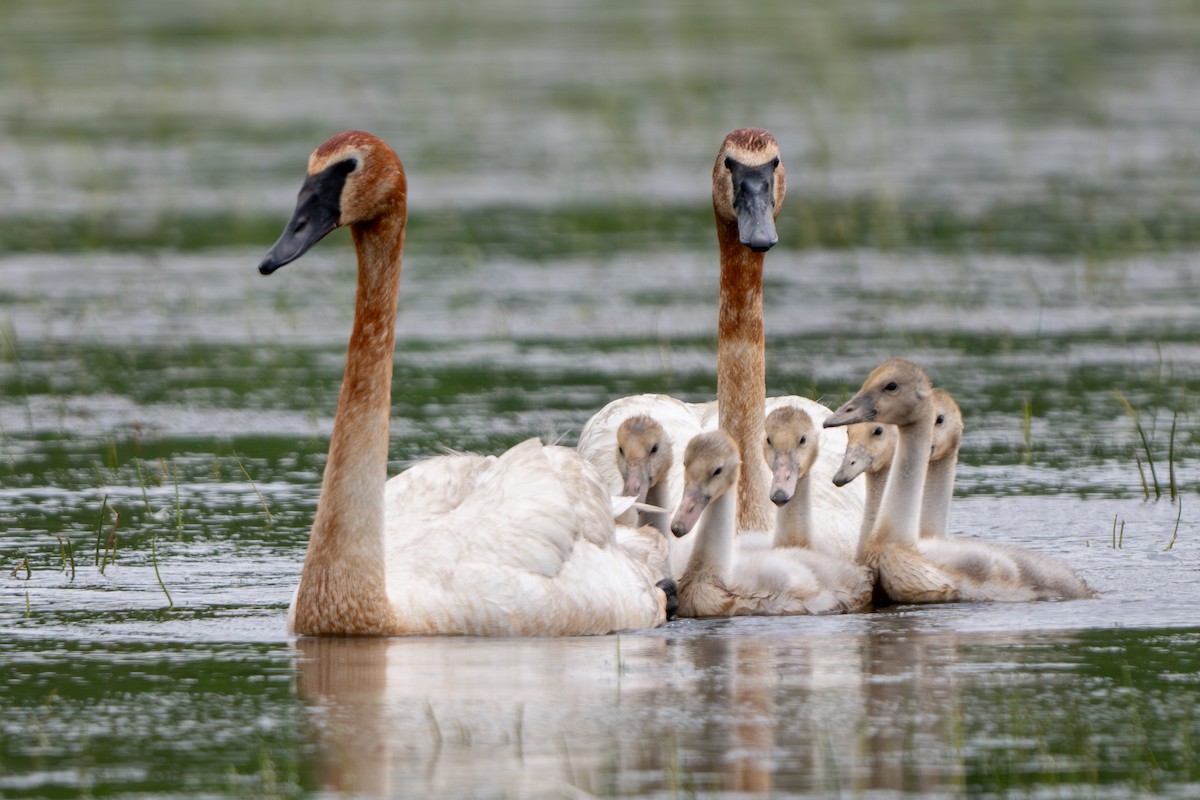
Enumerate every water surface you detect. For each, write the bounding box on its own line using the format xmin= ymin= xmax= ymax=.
xmin=2 ymin=1 xmax=1200 ymax=797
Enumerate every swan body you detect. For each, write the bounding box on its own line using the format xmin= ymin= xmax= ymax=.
xmin=261 ymin=131 xmax=673 ymax=636
xmin=824 ymin=359 xmax=1095 ymax=604
xmin=669 ymin=431 xmax=869 ymax=617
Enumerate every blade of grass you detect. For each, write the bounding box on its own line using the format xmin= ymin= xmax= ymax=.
xmin=95 ymin=495 xmax=109 ymax=565
xmin=1165 ymin=498 xmax=1182 ymax=551
xmin=101 ymin=507 xmax=121 ymax=574
xmin=1114 ymin=390 xmax=1160 ymax=500
xmin=1168 ymin=412 xmax=1178 ymax=502
xmin=151 ymin=529 xmax=173 ymax=608
xmin=233 ymin=451 xmax=273 ymax=523
xmin=161 ymin=458 xmax=183 ymax=533
xmin=1022 ymin=398 xmax=1033 ymax=466
xmin=0 ymin=321 xmax=34 ymax=430
xmin=57 ymin=535 xmax=75 ymax=580
xmin=134 ymin=458 xmax=153 ymax=513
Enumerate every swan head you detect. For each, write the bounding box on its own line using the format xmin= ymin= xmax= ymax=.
xmin=763 ymin=405 xmax=817 ymax=505
xmin=712 ymin=128 xmax=786 ymax=252
xmin=670 ymin=431 xmax=740 ymax=537
xmin=930 ymin=388 xmax=964 ymax=461
xmin=824 ymin=359 xmax=934 ymax=429
xmin=832 ymin=422 xmax=898 ymax=485
xmin=615 ymin=415 xmax=673 ymax=503
xmin=259 ymin=130 xmax=408 ymax=275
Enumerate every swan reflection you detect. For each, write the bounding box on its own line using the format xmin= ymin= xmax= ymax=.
xmin=295 ymin=620 xmax=984 ymax=797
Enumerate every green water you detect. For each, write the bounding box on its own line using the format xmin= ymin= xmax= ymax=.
xmin=3 ymin=1 xmax=1200 ymax=796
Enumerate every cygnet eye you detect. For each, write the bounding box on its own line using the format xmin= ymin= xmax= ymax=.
xmin=650 ymin=443 xmax=659 ymax=455
xmin=936 ymin=414 xmax=946 ymax=425
xmin=765 ymin=436 xmax=772 ymax=447
xmin=799 ymin=435 xmax=807 ymax=446
xmin=617 ymin=447 xmax=624 ymax=457
xmin=336 ymin=157 xmax=358 ymax=175
xmin=712 ymin=466 xmax=723 ymax=477
xmin=724 ymin=155 xmax=735 ymax=171
xmin=872 ymin=426 xmax=884 ymax=436
xmin=884 ymin=381 xmax=899 ymax=393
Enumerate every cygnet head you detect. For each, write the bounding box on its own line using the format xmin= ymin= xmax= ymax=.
xmin=824 ymin=359 xmax=935 ymax=429
xmin=930 ymin=388 xmax=964 ymax=461
xmin=670 ymin=431 xmax=741 ymax=538
xmin=832 ymin=422 xmax=898 ymax=486
xmin=763 ymin=405 xmax=818 ymax=506
xmin=615 ymin=415 xmax=673 ymax=503
xmin=260 ymin=130 xmax=408 ymax=275
xmin=712 ymin=128 xmax=786 ymax=252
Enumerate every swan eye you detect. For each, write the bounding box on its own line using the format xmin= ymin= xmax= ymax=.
xmin=724 ymin=155 xmax=735 ymax=171
xmin=712 ymin=466 xmax=723 ymax=477
xmin=884 ymin=381 xmax=899 ymax=393
xmin=650 ymin=444 xmax=659 ymax=455
xmin=770 ymin=156 xmax=780 ymax=170
xmin=335 ymin=157 xmax=358 ymax=175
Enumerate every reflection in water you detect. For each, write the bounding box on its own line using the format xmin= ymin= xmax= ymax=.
xmin=295 ymin=621 xmax=976 ymax=797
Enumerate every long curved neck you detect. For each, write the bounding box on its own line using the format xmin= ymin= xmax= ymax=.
xmin=637 ymin=479 xmax=673 ymax=537
xmin=716 ymin=217 xmax=772 ymax=532
xmin=684 ymin=489 xmax=737 ymax=581
xmin=919 ymin=446 xmax=958 ymax=539
xmin=773 ymin=474 xmax=812 ymax=549
xmin=292 ymin=215 xmax=405 ymax=635
xmin=873 ymin=414 xmax=933 ymax=549
xmin=857 ymin=464 xmax=891 ymax=560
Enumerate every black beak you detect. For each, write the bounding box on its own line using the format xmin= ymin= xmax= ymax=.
xmin=259 ymin=164 xmax=349 ymax=275
xmin=729 ymin=157 xmax=780 ymax=252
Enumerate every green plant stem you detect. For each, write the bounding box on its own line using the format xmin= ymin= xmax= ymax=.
xmin=151 ymin=529 xmax=173 ymax=608
xmin=233 ymin=451 xmax=273 ymax=523
xmin=1165 ymin=498 xmax=1182 ymax=551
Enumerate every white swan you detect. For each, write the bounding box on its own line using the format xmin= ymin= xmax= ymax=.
xmin=823 ymin=359 xmax=1096 ymax=604
xmin=669 ymin=430 xmax=871 ymax=617
xmin=259 ymin=130 xmax=674 ymax=636
xmin=832 ymin=421 xmax=897 ymax=560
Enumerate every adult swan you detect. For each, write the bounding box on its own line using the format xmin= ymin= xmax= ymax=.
xmin=712 ymin=129 xmax=863 ymax=543
xmin=259 ymin=131 xmax=674 ymax=636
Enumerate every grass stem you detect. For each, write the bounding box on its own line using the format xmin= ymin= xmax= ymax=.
xmin=57 ymin=535 xmax=76 ymax=580
xmin=1168 ymin=413 xmax=1178 ymax=502
xmin=233 ymin=451 xmax=273 ymax=523
xmin=1165 ymin=498 xmax=1183 ymax=551
xmin=1115 ymin=390 xmax=1160 ymax=500
xmin=1022 ymin=397 xmax=1033 ymax=466
xmin=151 ymin=529 xmax=173 ymax=608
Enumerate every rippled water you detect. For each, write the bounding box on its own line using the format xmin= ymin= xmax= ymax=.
xmin=3 ymin=1 xmax=1200 ymax=797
